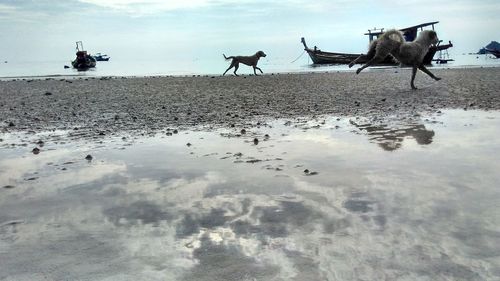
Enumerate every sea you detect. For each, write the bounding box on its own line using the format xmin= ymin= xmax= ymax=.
xmin=0 ymin=53 xmax=499 ymax=79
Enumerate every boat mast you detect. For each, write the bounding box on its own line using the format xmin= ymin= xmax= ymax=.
xmin=367 ymin=27 xmax=384 ymax=42
xmin=75 ymin=41 xmax=84 ymax=52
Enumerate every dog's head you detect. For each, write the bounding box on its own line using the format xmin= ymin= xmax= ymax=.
xmin=422 ymin=30 xmax=439 ymax=46
xmin=256 ymin=51 xmax=267 ymax=58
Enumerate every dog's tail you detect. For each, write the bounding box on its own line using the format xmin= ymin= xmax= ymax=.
xmin=380 ymin=29 xmax=405 ymax=43
xmin=223 ymin=54 xmax=234 ymax=60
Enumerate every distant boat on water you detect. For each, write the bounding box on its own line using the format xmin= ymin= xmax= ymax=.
xmin=71 ymin=41 xmax=96 ymax=70
xmin=486 ymin=49 xmax=500 ymax=58
xmin=302 ymin=21 xmax=453 ymax=65
xmin=93 ymin=53 xmax=110 ymax=61
xmin=478 ymin=41 xmax=500 ymax=55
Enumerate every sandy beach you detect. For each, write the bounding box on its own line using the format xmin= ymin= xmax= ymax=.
xmin=2 ymin=67 xmax=499 ymax=135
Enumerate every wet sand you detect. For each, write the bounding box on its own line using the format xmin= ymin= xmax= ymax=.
xmin=1 ymin=67 xmax=499 ymax=134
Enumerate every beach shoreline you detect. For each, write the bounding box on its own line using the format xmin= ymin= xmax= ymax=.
xmin=1 ymin=67 xmax=499 ymax=136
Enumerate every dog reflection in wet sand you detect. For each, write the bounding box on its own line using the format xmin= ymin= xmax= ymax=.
xmin=351 ymin=120 xmax=435 ymax=151
xmin=349 ymin=29 xmax=441 ymax=89
xmin=223 ymin=51 xmax=266 ymax=76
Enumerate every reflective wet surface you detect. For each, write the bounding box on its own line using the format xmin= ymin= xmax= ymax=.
xmin=1 ymin=110 xmax=500 ymax=280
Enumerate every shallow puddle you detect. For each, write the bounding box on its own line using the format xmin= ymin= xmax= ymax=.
xmin=1 ymin=110 xmax=500 ymax=280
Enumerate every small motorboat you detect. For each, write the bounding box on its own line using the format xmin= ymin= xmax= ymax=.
xmin=71 ymin=41 xmax=96 ymax=70
xmin=93 ymin=53 xmax=110 ymax=61
xmin=485 ymin=48 xmax=500 ymax=58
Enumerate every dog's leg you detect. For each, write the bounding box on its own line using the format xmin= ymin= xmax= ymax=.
xmin=253 ymin=66 xmax=263 ymax=75
xmin=223 ymin=65 xmax=233 ymax=76
xmin=223 ymin=61 xmax=236 ymax=76
xmin=348 ymin=55 xmax=363 ymax=68
xmin=356 ymin=57 xmax=379 ymax=74
xmin=350 ymin=40 xmax=377 ymax=68
xmin=356 ymin=50 xmax=387 ymax=74
xmin=233 ymin=63 xmax=239 ymax=76
xmin=350 ymin=52 xmax=372 ymax=69
xmin=411 ymin=65 xmax=418 ymax=90
xmin=418 ymin=64 xmax=441 ymax=81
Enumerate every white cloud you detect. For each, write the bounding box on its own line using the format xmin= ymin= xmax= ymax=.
xmin=76 ymin=0 xmax=358 ymax=15
xmin=0 ymin=3 xmax=17 ymax=16
xmin=0 ymin=3 xmax=51 ymax=22
xmin=0 ymin=3 xmax=16 ymax=10
xmin=77 ymin=0 xmax=212 ymax=14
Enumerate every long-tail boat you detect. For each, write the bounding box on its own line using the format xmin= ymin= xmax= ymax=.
xmin=301 ymin=21 xmax=453 ymax=65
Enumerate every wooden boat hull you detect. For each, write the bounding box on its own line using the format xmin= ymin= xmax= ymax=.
xmin=72 ymin=55 xmax=97 ymax=70
xmin=304 ymin=48 xmax=395 ymax=65
xmin=304 ymin=44 xmax=450 ymax=66
xmin=72 ymin=43 xmax=97 ymax=70
xmin=306 ymin=51 xmax=363 ymax=65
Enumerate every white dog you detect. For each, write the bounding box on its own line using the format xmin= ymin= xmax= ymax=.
xmin=349 ymin=29 xmax=441 ymax=89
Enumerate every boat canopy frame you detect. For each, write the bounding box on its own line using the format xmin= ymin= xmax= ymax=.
xmin=364 ymin=21 xmax=439 ymax=42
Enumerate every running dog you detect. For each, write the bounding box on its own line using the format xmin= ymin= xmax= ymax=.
xmin=349 ymin=29 xmax=441 ymax=89
xmin=223 ymin=51 xmax=267 ymax=76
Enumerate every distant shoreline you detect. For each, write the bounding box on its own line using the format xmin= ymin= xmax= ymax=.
xmin=1 ymin=53 xmax=499 ymax=80
xmin=1 ymin=63 xmax=499 ymax=81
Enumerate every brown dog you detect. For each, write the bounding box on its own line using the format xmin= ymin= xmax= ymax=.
xmin=349 ymin=29 xmax=441 ymax=89
xmin=223 ymin=51 xmax=267 ymax=76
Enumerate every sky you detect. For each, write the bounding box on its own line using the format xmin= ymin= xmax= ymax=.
xmin=0 ymin=0 xmax=499 ymax=63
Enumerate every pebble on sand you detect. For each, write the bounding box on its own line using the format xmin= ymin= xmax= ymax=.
xmin=85 ymin=154 xmax=93 ymax=161
xmin=303 ymin=169 xmax=319 ymax=176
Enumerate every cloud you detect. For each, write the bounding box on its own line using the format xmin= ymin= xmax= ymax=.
xmin=77 ymin=0 xmax=212 ymax=14
xmin=75 ymin=0 xmax=360 ymax=15
xmin=0 ymin=2 xmax=56 ymax=23
xmin=0 ymin=3 xmax=16 ymax=12
xmin=0 ymin=3 xmax=17 ymax=18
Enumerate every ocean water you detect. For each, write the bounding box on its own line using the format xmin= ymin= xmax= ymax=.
xmin=0 ymin=53 xmax=498 ymax=79
xmin=1 ymin=110 xmax=500 ymax=280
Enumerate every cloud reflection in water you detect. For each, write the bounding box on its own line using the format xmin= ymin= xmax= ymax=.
xmin=1 ymin=110 xmax=500 ymax=280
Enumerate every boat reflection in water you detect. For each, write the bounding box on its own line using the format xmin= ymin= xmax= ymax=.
xmin=350 ymin=119 xmax=435 ymax=151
